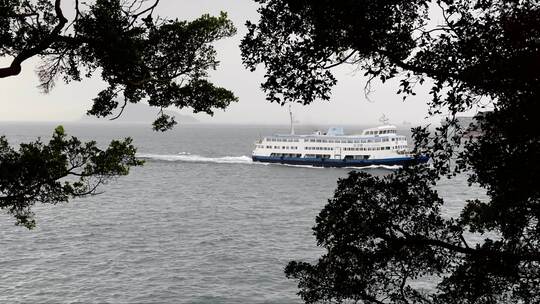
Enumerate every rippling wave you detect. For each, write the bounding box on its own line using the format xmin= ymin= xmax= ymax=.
xmin=1 ymin=124 xmax=483 ymax=304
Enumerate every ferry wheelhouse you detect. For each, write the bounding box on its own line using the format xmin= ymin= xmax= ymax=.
xmin=252 ymin=125 xmax=428 ymax=167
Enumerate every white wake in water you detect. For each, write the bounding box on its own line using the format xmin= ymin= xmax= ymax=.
xmin=138 ymin=153 xmax=401 ymax=170
xmin=138 ymin=153 xmax=255 ymax=165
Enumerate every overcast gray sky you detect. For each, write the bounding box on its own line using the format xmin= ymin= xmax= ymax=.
xmin=0 ymin=0 xmax=466 ymax=125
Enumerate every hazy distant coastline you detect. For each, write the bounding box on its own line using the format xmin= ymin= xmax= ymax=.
xmin=78 ymin=103 xmax=198 ymax=124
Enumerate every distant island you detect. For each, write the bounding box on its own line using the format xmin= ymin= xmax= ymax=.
xmin=79 ymin=103 xmax=198 ymax=123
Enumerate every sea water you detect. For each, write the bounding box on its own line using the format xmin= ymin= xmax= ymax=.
xmin=0 ymin=123 xmax=486 ymax=303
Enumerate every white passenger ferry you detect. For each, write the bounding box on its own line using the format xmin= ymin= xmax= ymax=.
xmin=252 ymin=112 xmax=428 ymax=167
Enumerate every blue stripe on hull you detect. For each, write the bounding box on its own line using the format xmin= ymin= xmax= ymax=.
xmin=252 ymin=155 xmax=429 ymax=168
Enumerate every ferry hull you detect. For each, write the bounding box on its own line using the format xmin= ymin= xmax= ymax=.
xmin=252 ymin=155 xmax=429 ymax=168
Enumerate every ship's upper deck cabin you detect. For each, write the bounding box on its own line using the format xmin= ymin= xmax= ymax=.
xmin=361 ymin=125 xmax=397 ymax=136
xmin=259 ymin=125 xmax=404 ymax=143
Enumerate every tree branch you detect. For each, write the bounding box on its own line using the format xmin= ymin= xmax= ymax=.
xmin=0 ymin=0 xmax=68 ymax=79
xmin=323 ymin=50 xmax=358 ymax=70
xmin=128 ymin=0 xmax=160 ymax=26
xmin=388 ymin=234 xmax=540 ymax=262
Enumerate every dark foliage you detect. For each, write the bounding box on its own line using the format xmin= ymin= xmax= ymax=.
xmin=0 ymin=0 xmax=238 ymax=130
xmin=0 ymin=126 xmax=143 ymax=229
xmin=0 ymin=1 xmax=237 ymax=227
xmin=243 ymin=0 xmax=540 ymax=303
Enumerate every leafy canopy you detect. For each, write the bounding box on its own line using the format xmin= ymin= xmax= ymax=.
xmin=1 ymin=0 xmax=238 ymax=130
xmin=0 ymin=126 xmax=143 ymax=229
xmin=242 ymin=0 xmax=540 ymax=303
xmin=0 ymin=0 xmax=238 ymax=227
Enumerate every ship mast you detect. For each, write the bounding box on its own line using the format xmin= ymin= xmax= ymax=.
xmin=289 ymin=104 xmax=295 ymax=135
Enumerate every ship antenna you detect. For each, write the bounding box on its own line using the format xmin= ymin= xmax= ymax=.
xmin=289 ymin=104 xmax=295 ymax=135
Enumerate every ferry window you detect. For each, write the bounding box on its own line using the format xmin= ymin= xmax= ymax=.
xmin=386 ymin=147 xmax=390 ymax=150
